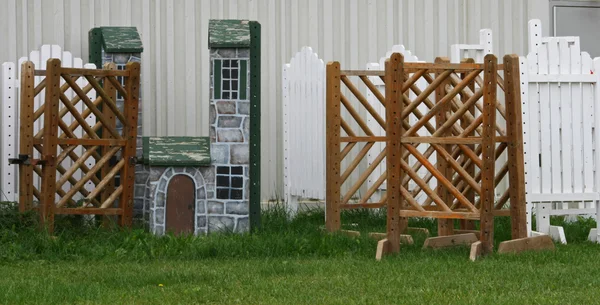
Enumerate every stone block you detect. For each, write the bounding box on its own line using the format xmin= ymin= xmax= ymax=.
xmin=242 ymin=118 xmax=250 ymax=142
xmin=199 ymin=166 xmax=215 ymax=183
xmin=230 ymin=144 xmax=249 ymax=164
xmin=196 ymin=200 xmax=206 ymax=214
xmin=226 ymin=201 xmax=249 ymax=215
xmin=217 ymin=48 xmax=236 ymax=58
xmin=211 ymin=144 xmax=229 ymax=164
xmin=194 ymin=171 xmax=205 ymax=186
xmin=155 ymin=209 xmax=165 ymax=224
xmin=216 ymin=101 xmax=236 ymax=114
xmin=238 ymin=101 xmax=250 ymax=115
xmin=158 ymin=178 xmax=167 ymax=193
xmin=237 ymin=49 xmax=249 ymax=58
xmin=134 ymin=185 xmax=145 ymax=198
xmin=217 ymin=129 xmax=244 ymax=143
xmin=197 ymin=215 xmax=207 ymax=227
xmin=149 ymin=167 xmax=165 ymax=181
xmin=207 ymin=201 xmax=224 ymax=214
xmin=156 ymin=192 xmax=165 ymax=207
xmin=208 ymin=216 xmax=235 ymax=232
xmin=114 ymin=54 xmax=130 ymax=64
xmin=236 ymin=217 xmax=249 ymax=233
xmin=134 ymin=199 xmax=144 ymax=210
xmin=218 ymin=116 xmax=243 ymax=128
xmin=155 ymin=226 xmax=165 ymax=235
xmin=210 ymin=105 xmax=216 ymax=125
xmin=210 ymin=127 xmax=216 ymax=142
xmin=196 ymin=187 xmax=206 ymax=200
xmin=135 ymin=170 xmax=149 ymax=184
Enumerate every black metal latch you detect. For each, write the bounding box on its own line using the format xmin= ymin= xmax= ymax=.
xmin=8 ymin=154 xmax=46 ymax=166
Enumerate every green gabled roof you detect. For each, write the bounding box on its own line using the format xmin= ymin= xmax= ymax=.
xmin=91 ymin=27 xmax=144 ymax=53
xmin=209 ymin=20 xmax=251 ymax=48
xmin=142 ymin=137 xmax=211 ymax=167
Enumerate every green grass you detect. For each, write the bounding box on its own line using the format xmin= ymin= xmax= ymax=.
xmin=1 ymin=202 xmax=599 ymax=304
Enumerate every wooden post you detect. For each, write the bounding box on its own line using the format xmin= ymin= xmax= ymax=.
xmin=460 ymin=58 xmax=476 ymax=231
xmin=384 ymin=53 xmax=404 ymax=253
xmin=39 ymin=58 xmax=62 ymax=234
xmin=503 ymin=54 xmax=527 ymax=239
xmin=480 ymin=54 xmax=498 ymax=254
xmin=18 ymin=61 xmax=35 ymax=212
xmin=435 ymin=57 xmax=454 ymax=236
xmin=102 ymin=63 xmax=117 ymax=226
xmin=118 ymin=62 xmax=141 ymax=227
xmin=325 ymin=62 xmax=341 ymax=232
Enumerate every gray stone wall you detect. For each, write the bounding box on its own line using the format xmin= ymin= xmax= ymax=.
xmin=208 ymin=47 xmax=251 ymax=233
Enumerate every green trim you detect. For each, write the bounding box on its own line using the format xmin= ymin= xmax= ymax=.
xmin=208 ymin=20 xmax=251 ymax=48
xmin=249 ymin=21 xmax=261 ymax=231
xmin=213 ymin=60 xmax=222 ymax=100
xmin=142 ymin=137 xmax=150 ymax=165
xmin=88 ymin=28 xmax=103 ymax=69
xmin=239 ymin=60 xmax=247 ymax=100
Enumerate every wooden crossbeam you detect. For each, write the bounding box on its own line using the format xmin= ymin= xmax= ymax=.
xmin=399 ymin=157 xmax=451 ymax=212
xmin=84 ymin=75 xmax=128 ymax=124
xmin=341 ymin=143 xmax=383 ymax=204
xmin=62 ymin=75 xmax=122 ymax=139
xmin=105 ymin=75 xmax=128 ymax=100
xmin=86 ymin=159 xmax=125 ymax=200
xmin=55 ymin=145 xmax=99 ymax=190
xmin=342 ymin=76 xmax=386 ymax=131
xmin=340 ymin=142 xmax=375 ymax=184
xmin=340 ymin=94 xmax=374 ymax=136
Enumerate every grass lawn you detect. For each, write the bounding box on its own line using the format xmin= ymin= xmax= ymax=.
xmin=1 ymin=203 xmax=599 ymax=304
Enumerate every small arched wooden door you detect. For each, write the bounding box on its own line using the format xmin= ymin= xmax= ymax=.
xmin=166 ymin=175 xmax=195 ymax=235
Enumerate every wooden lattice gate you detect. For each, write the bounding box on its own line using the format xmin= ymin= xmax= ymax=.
xmin=15 ymin=58 xmax=140 ymax=233
xmin=326 ymin=53 xmax=527 ymax=255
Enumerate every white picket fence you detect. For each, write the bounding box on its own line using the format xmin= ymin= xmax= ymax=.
xmin=282 ymin=47 xmax=326 ymax=212
xmin=1 ymin=45 xmax=96 ymax=203
xmin=521 ymin=19 xmax=600 ymax=242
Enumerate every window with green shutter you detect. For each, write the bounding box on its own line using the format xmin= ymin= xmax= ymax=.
xmin=213 ymin=59 xmax=247 ymax=100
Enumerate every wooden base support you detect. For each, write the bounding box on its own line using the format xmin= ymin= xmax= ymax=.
xmin=588 ymin=228 xmax=598 ymax=243
xmin=340 ymin=229 xmax=361 ymax=237
xmin=454 ymin=229 xmax=481 ymax=238
xmin=548 ymin=225 xmax=567 ymax=244
xmin=422 ymin=233 xmax=478 ymax=249
xmin=375 ymin=238 xmax=390 ymax=261
xmin=368 ymin=232 xmax=414 ymax=245
xmin=469 ymin=241 xmax=482 ymax=261
xmin=497 ymin=235 xmax=556 ymax=254
xmin=406 ymin=227 xmax=430 ymax=237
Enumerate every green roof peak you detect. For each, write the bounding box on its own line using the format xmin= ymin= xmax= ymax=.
xmin=90 ymin=27 xmax=144 ymax=53
xmin=209 ymin=20 xmax=251 ymax=48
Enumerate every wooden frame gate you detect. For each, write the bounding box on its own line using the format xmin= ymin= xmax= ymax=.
xmin=326 ymin=53 xmax=526 ymax=255
xmin=16 ymin=58 xmax=140 ymax=233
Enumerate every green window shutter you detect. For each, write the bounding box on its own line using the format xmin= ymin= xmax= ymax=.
xmin=239 ymin=59 xmax=247 ymax=100
xmin=213 ymin=59 xmax=222 ymax=99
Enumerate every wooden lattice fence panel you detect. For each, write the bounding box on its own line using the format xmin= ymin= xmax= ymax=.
xmin=17 ymin=58 xmax=140 ymax=233
xmin=326 ymin=53 xmax=527 ymax=254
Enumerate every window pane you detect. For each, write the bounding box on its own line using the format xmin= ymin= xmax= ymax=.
xmin=232 ymin=80 xmax=238 ymax=90
xmin=222 ymin=92 xmax=230 ymax=99
xmin=223 ymin=60 xmax=230 ymax=67
xmin=223 ymin=69 xmax=230 ymax=78
xmin=223 ymin=80 xmax=230 ymax=90
xmin=232 ymin=69 xmax=238 ymax=78
xmin=231 ymin=60 xmax=238 ymax=68
xmin=231 ymin=92 xmax=238 ymax=99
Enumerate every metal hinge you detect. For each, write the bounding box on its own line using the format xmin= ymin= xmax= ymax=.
xmin=8 ymin=154 xmax=46 ymax=166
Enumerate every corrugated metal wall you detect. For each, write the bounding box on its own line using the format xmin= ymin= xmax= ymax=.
xmin=0 ymin=0 xmax=550 ymax=200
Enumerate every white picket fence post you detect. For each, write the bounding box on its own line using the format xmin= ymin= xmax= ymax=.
xmin=450 ymin=29 xmax=493 ymax=63
xmin=1 ymin=45 xmax=96 ymax=203
xmin=282 ymin=47 xmax=326 ymax=214
xmin=521 ymin=19 xmax=600 ymax=243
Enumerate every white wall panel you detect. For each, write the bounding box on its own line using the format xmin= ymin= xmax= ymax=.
xmin=0 ymin=0 xmax=550 ymax=200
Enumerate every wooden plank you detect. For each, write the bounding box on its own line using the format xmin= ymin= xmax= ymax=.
xmin=454 ymin=229 xmax=481 ymax=238
xmin=497 ymin=235 xmax=556 ymax=254
xmin=55 ymin=208 xmax=123 ymax=215
xmin=18 ymin=61 xmax=35 ymax=211
xmin=101 ymin=62 xmax=118 ymax=223
xmin=326 ymin=62 xmax=342 ymax=232
xmin=368 ymin=232 xmax=414 ymax=244
xmin=39 ymin=58 xmax=62 ymax=234
xmin=118 ymin=62 xmax=141 ymax=227
xmin=341 ymin=70 xmax=385 ymax=76
xmin=504 ymin=55 xmax=527 ymax=239
xmin=340 ymin=136 xmax=387 ymax=142
xmin=55 ymin=138 xmax=127 ymax=146
xmin=400 ymin=210 xmax=480 ymax=219
xmin=385 ymin=53 xmax=404 ymax=254
xmin=480 ymin=54 xmax=498 ymax=254
xmin=146 ymin=137 xmax=211 ymax=166
xmin=469 ymin=241 xmax=482 ymax=261
xmin=375 ymin=238 xmax=390 ymax=261
xmin=422 ymin=233 xmax=478 ymax=249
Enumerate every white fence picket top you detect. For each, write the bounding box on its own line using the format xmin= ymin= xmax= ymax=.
xmin=450 ymin=29 xmax=493 ymax=63
xmin=521 ymin=19 xmax=600 ymax=239
xmin=282 ymin=47 xmax=326 ymax=207
xmin=1 ymin=44 xmax=96 ymax=203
